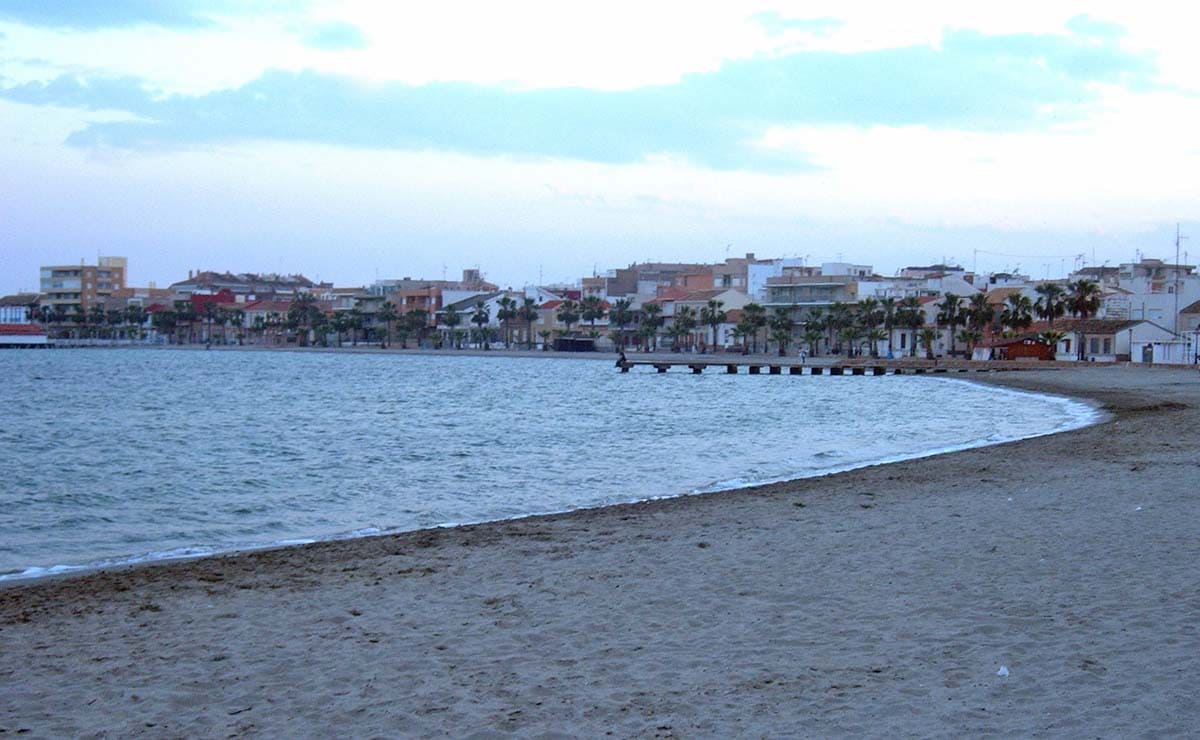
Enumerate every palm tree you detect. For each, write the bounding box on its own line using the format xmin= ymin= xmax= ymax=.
xmin=1067 ymin=279 xmax=1102 ymax=318
xmin=152 ymin=309 xmax=177 ymax=343
xmin=867 ymin=328 xmax=888 ymax=357
xmin=879 ymin=297 xmax=897 ymax=356
xmin=330 ymin=312 xmax=349 ymax=346
xmin=802 ymin=326 xmax=823 ymax=357
xmin=918 ymin=327 xmax=938 ymax=360
xmin=1034 ymin=283 xmax=1067 ymax=328
xmin=609 ymin=298 xmax=634 ymax=351
xmin=1000 ymin=294 xmax=1034 ymax=333
xmin=1067 ymin=279 xmax=1102 ymax=361
xmin=897 ymin=297 xmax=925 ymax=357
xmin=537 ymin=329 xmax=552 ymax=351
xmin=741 ymin=302 xmax=767 ymax=353
xmin=494 ymin=296 xmax=517 ymax=348
xmin=123 ymin=305 xmax=147 ymax=341
xmin=768 ymin=307 xmax=794 ymax=356
xmin=229 ymin=308 xmax=245 ymax=345
xmin=637 ymin=323 xmax=657 ymax=352
xmin=935 ymin=293 xmax=966 ymax=356
xmin=672 ymin=305 xmax=698 ymax=351
xmin=471 ymin=301 xmax=491 ymax=349
xmin=1038 ymin=330 xmax=1067 ymax=356
xmin=639 ymin=303 xmax=664 ymax=351
xmin=87 ymin=304 xmax=106 ymax=338
xmin=440 ymin=306 xmax=462 ymax=348
xmin=579 ymin=295 xmax=606 ymax=334
xmin=288 ymin=293 xmax=320 ymax=346
xmin=517 ymin=298 xmax=539 ymax=350
xmin=556 ymin=299 xmax=580 ymax=334
xmin=378 ymin=300 xmax=398 ymax=348
xmin=404 ymin=308 xmax=429 ymax=348
xmin=769 ymin=329 xmax=792 ymax=356
xmin=699 ymin=299 xmax=727 ymax=352
xmin=957 ymin=329 xmax=983 ymax=357
xmin=857 ymin=297 xmax=882 ymax=339
xmin=966 ymin=292 xmax=995 ymax=333
xmin=839 ymin=325 xmax=865 ymax=357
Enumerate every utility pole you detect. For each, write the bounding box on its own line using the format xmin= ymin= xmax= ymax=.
xmin=1174 ymin=223 xmax=1187 ymax=335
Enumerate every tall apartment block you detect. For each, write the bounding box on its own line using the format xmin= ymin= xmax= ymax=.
xmin=40 ymin=257 xmax=127 ymax=313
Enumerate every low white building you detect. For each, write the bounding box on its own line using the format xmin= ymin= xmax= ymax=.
xmin=0 ymin=294 xmax=38 ymax=324
xmin=1047 ymin=318 xmax=1182 ymax=363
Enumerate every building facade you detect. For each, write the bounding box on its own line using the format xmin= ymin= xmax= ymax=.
xmin=39 ymin=256 xmax=127 ymax=314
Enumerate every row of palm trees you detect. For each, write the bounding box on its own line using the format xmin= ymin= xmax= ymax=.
xmin=35 ymin=278 xmax=1107 ymax=357
xmin=35 ymin=304 xmax=150 ymax=340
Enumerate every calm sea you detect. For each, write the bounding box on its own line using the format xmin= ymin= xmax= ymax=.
xmin=0 ymin=349 xmax=1096 ymax=579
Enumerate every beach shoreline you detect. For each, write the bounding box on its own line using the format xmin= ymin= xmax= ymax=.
xmin=0 ymin=372 xmax=1100 ymax=585
xmin=2 ymin=365 xmax=1198 ymax=736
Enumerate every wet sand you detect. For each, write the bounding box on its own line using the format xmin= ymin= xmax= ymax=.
xmin=2 ymin=365 xmax=1198 ymax=737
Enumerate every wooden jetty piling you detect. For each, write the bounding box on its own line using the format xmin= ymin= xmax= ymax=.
xmin=619 ymin=358 xmax=1059 ymax=376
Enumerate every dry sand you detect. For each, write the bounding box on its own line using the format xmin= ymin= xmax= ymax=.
xmin=2 ymin=365 xmax=1198 ymax=738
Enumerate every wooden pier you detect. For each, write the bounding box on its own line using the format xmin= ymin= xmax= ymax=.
xmin=618 ymin=358 xmax=1054 ymax=375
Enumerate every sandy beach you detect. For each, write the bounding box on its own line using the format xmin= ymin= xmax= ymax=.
xmin=2 ymin=365 xmax=1198 ymax=737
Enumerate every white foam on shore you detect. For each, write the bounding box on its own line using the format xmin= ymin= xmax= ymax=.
xmin=0 ymin=380 xmax=1102 ymax=584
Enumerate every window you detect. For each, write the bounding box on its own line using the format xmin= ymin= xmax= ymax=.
xmin=1103 ymin=338 xmax=1112 ymax=354
xmin=1089 ymin=337 xmax=1100 ymax=354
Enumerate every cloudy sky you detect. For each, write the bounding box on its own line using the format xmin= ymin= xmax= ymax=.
xmin=1 ymin=1 xmax=1197 ymax=294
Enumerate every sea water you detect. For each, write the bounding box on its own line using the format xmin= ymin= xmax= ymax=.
xmin=0 ymin=349 xmax=1097 ymax=579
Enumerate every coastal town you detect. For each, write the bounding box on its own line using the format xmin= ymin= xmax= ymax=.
xmin=2 ymin=252 xmax=1198 ymax=365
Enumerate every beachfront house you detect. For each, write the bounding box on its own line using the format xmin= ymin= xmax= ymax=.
xmin=980 ymin=318 xmax=1184 ymax=363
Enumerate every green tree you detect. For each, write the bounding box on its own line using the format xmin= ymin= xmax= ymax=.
xmin=966 ymin=292 xmax=995 ymax=333
xmin=741 ymin=302 xmax=767 ymax=353
xmin=878 ymin=298 xmax=897 ymax=355
xmin=517 ymin=298 xmax=540 ymax=350
xmin=897 ymin=297 xmax=925 ymax=357
xmin=1067 ymin=279 xmax=1102 ymax=318
xmin=957 ymin=329 xmax=983 ymax=356
xmin=1067 ymin=279 xmax=1102 ymax=361
xmin=288 ymin=293 xmax=321 ymax=347
xmin=1000 ymin=294 xmax=1034 ymax=333
xmin=700 ymin=299 xmax=727 ymax=351
xmin=579 ymin=295 xmax=606 ymax=333
xmin=935 ymin=293 xmax=966 ymax=356
xmin=1034 ymin=283 xmax=1067 ymax=328
xmin=802 ymin=326 xmax=823 ymax=357
xmin=152 ymin=309 xmax=177 ymax=343
xmin=1038 ymin=330 xmax=1067 ymax=355
xmin=378 ymin=300 xmax=398 ymax=348
xmin=639 ymin=303 xmax=664 ymax=351
xmin=471 ymin=301 xmax=491 ymax=349
xmin=495 ymin=296 xmax=518 ymax=348
xmin=767 ymin=307 xmax=794 ymax=356
xmin=918 ymin=327 xmax=938 ymax=360
xmin=556 ymin=299 xmax=581 ymax=334
xmin=440 ymin=306 xmax=462 ymax=348
xmin=609 ymin=298 xmax=635 ymax=351
xmin=672 ymin=305 xmax=698 ymax=351
xmin=404 ymin=308 xmax=429 ymax=348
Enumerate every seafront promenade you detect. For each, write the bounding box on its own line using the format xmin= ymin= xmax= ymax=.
xmin=2 ymin=365 xmax=1197 ymax=736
